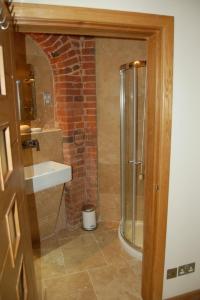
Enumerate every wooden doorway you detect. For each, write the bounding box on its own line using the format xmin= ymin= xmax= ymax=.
xmin=14 ymin=4 xmax=174 ymax=300
xmin=0 ymin=1 xmax=37 ymax=299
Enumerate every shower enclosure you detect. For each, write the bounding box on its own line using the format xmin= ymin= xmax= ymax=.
xmin=119 ymin=60 xmax=146 ymax=258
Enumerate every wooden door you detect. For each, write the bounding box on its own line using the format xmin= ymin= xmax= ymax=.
xmin=0 ymin=1 xmax=37 ymax=299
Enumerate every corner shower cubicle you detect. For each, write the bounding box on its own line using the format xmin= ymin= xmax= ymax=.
xmin=119 ymin=60 xmax=147 ymax=259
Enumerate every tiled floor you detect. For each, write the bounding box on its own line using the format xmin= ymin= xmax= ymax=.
xmin=33 ymin=222 xmax=142 ymax=300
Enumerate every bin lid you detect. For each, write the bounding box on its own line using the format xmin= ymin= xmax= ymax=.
xmin=82 ymin=204 xmax=95 ymax=212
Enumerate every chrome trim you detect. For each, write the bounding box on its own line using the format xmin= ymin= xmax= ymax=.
xmin=120 ymin=60 xmax=147 ymax=251
xmin=120 ymin=69 xmax=125 ymax=235
xmin=120 ymin=60 xmax=146 ymax=71
xmin=0 ymin=8 xmax=3 ymax=18
xmin=0 ymin=15 xmax=6 ymax=25
xmin=139 ymin=66 xmax=147 ymax=178
xmin=131 ymin=66 xmax=137 ymax=244
xmin=1 ymin=20 xmax=9 ymax=30
xmin=120 ymin=228 xmax=143 ymax=253
xmin=128 ymin=160 xmax=142 ymax=165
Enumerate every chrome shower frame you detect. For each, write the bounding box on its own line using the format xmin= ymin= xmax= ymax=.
xmin=120 ymin=60 xmax=146 ymax=252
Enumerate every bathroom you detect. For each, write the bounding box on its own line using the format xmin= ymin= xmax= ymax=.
xmin=17 ymin=32 xmax=147 ymax=299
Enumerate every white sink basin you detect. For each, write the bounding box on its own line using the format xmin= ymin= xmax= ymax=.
xmin=24 ymin=161 xmax=72 ymax=194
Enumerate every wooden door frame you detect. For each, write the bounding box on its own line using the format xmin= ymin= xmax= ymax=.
xmin=13 ymin=3 xmax=174 ymax=300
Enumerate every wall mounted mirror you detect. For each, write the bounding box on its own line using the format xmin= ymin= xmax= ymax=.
xmin=16 ymin=64 xmax=37 ymax=121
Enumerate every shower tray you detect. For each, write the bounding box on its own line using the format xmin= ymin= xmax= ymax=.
xmin=24 ymin=161 xmax=72 ymax=194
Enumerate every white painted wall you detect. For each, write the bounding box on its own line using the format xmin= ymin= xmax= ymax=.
xmin=14 ymin=0 xmax=200 ymax=298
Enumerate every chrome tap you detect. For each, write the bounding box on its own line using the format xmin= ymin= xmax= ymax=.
xmin=22 ymin=139 xmax=40 ymax=151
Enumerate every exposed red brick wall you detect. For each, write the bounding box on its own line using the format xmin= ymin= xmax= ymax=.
xmin=30 ymin=34 xmax=97 ymax=229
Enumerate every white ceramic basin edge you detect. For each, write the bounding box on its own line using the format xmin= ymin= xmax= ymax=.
xmin=24 ymin=161 xmax=72 ymax=194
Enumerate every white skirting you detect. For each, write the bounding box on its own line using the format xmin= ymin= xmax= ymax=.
xmin=118 ymin=221 xmax=143 ymax=261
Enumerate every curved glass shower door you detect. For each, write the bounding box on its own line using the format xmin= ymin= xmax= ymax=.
xmin=120 ymin=61 xmax=146 ymax=252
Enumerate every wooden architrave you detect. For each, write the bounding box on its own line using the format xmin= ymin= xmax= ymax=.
xmin=13 ymin=3 xmax=174 ymax=300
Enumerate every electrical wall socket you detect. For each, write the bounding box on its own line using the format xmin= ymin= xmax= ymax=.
xmin=167 ymin=262 xmax=195 ymax=279
xmin=167 ymin=268 xmax=177 ymax=279
xmin=178 ymin=262 xmax=195 ymax=276
xmin=43 ymin=92 xmax=52 ymax=105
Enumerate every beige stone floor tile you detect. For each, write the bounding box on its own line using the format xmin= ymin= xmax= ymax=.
xmin=92 ymin=227 xmax=118 ymax=246
xmin=32 ymin=235 xmax=58 ymax=255
xmin=33 ymin=224 xmax=142 ymax=299
xmin=34 ymin=247 xmax=66 ymax=280
xmin=92 ymin=229 xmax=135 ymax=268
xmin=57 ymin=227 xmax=89 ymax=243
xmin=88 ymin=264 xmax=142 ymax=300
xmin=44 ymin=272 xmax=97 ymax=300
xmin=126 ymin=257 xmax=142 ymax=278
xmin=95 ymin=221 xmax=119 ymax=232
xmin=36 ymin=279 xmax=45 ymax=300
xmin=43 ymin=289 xmax=46 ymax=300
xmin=57 ymin=222 xmax=119 ymax=244
xmin=61 ymin=235 xmax=108 ymax=273
xmin=62 ymin=246 xmax=107 ymax=274
xmin=57 ymin=222 xmax=119 ymax=242
xmin=37 ymin=235 xmax=60 ymax=254
xmin=58 ymin=231 xmax=95 ymax=248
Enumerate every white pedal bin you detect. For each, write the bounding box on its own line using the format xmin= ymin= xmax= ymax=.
xmin=82 ymin=204 xmax=96 ymax=231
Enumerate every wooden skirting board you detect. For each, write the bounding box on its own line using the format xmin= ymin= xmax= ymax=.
xmin=166 ymin=290 xmax=200 ymax=300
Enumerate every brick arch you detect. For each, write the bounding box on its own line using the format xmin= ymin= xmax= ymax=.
xmin=30 ymin=33 xmax=97 ymax=229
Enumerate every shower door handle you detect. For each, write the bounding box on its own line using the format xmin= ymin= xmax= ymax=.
xmin=128 ymin=160 xmax=142 ymax=165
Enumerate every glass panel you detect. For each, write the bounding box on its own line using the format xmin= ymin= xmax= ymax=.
xmin=123 ymin=68 xmax=135 ymax=244
xmin=0 ymin=128 xmax=8 ymax=180
xmin=6 ymin=194 xmax=21 ymax=267
xmin=0 ymin=125 xmax=13 ymax=190
xmin=16 ymin=64 xmax=37 ymax=121
xmin=16 ymin=258 xmax=28 ymax=300
xmin=0 ymin=46 xmax=6 ymax=95
xmin=8 ymin=204 xmax=18 ymax=249
xmin=23 ymin=64 xmax=37 ymax=120
xmin=135 ymin=66 xmax=146 ymax=249
xmin=120 ymin=63 xmax=146 ymax=251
